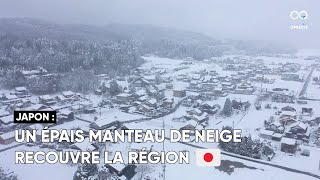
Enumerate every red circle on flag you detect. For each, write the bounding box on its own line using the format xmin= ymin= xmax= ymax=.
xmin=203 ymin=153 xmax=213 ymax=162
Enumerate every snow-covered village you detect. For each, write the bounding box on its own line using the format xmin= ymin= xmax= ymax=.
xmin=0 ymin=1 xmax=320 ymax=180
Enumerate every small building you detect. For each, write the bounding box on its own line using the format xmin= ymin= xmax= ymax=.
xmin=280 ymin=137 xmax=297 ymax=153
xmin=302 ymin=107 xmax=313 ymax=116
xmin=272 ymin=133 xmax=283 ymax=141
xmin=115 ymin=93 xmax=131 ymax=104
xmin=62 ymin=91 xmax=74 ymax=98
xmin=70 ymin=138 xmax=97 ymax=151
xmin=0 ymin=115 xmax=14 ymax=125
xmin=58 ymin=109 xmax=74 ymax=123
xmin=165 ymin=83 xmax=173 ymax=89
xmin=0 ymin=131 xmax=19 ymax=145
xmin=39 ymin=95 xmax=56 ymax=105
xmin=280 ymin=116 xmax=297 ymax=126
xmin=267 ymin=122 xmax=285 ymax=133
xmin=173 ymin=88 xmax=186 ymax=98
xmin=162 ymin=98 xmax=174 ymax=108
xmin=55 ymin=95 xmax=68 ymax=103
xmin=14 ymin=87 xmax=29 ymax=96
xmin=179 ymin=120 xmax=198 ymax=135
xmin=259 ymin=129 xmax=274 ymax=140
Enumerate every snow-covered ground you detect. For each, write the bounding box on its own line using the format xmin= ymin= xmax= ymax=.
xmin=1 ymin=51 xmax=320 ymax=180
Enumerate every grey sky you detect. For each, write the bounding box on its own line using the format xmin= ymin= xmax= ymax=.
xmin=1 ymin=0 xmax=319 ymax=48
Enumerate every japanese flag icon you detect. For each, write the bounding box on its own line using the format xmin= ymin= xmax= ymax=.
xmin=196 ymin=149 xmax=221 ymax=167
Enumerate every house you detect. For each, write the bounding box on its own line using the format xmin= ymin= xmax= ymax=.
xmin=190 ymin=112 xmax=209 ymax=123
xmin=179 ymin=120 xmax=199 ymax=135
xmin=280 ymin=116 xmax=297 ymax=126
xmin=115 ymin=93 xmax=131 ymax=104
xmin=26 ymin=104 xmax=48 ymax=111
xmin=58 ymin=109 xmax=74 ymax=123
xmin=290 ymin=122 xmax=308 ymax=133
xmin=70 ymin=138 xmax=97 ymax=151
xmin=280 ymin=110 xmax=297 ymax=120
xmin=271 ymin=133 xmax=283 ymax=141
xmin=162 ymin=98 xmax=174 ymax=108
xmin=281 ymin=106 xmax=296 ymax=112
xmin=280 ymin=137 xmax=297 ymax=153
xmin=132 ymin=89 xmax=146 ymax=99
xmin=14 ymin=87 xmax=29 ymax=96
xmin=1 ymin=93 xmax=20 ymax=105
xmin=130 ymin=77 xmax=152 ymax=89
xmin=165 ymin=83 xmax=173 ymax=89
xmin=0 ymin=131 xmax=21 ymax=145
xmin=0 ymin=115 xmax=14 ymax=125
xmin=182 ymin=98 xmax=193 ymax=107
xmin=139 ymin=104 xmax=154 ymax=114
xmin=287 ymin=122 xmax=309 ymax=140
xmin=62 ymin=91 xmax=75 ymax=98
xmin=145 ymin=98 xmax=157 ymax=108
xmin=90 ymin=119 xmax=120 ymax=130
xmin=173 ymin=88 xmax=186 ymax=97
xmin=39 ymin=95 xmax=56 ymax=105
xmin=302 ymin=107 xmax=313 ymax=116
xmin=267 ymin=122 xmax=285 ymax=133
xmin=259 ymin=129 xmax=274 ymax=140
xmin=187 ymin=108 xmax=203 ymax=116
xmin=55 ymin=95 xmax=68 ymax=103
xmin=21 ymin=99 xmax=32 ymax=108
xmin=201 ymin=101 xmax=220 ymax=114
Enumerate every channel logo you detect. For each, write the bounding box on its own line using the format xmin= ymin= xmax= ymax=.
xmin=289 ymin=10 xmax=308 ymax=30
xmin=290 ymin=10 xmax=308 ymax=20
xmin=196 ymin=149 xmax=221 ymax=167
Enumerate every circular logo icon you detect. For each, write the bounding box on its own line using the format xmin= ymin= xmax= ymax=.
xmin=290 ymin=10 xmax=308 ymax=20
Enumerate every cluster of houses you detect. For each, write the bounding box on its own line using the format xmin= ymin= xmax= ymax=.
xmin=174 ymin=69 xmax=257 ymax=96
xmin=0 ymin=87 xmax=99 ymax=144
xmin=106 ymin=77 xmax=186 ymax=117
xmin=260 ymin=105 xmax=318 ymax=154
xmin=172 ymin=94 xmax=220 ymax=135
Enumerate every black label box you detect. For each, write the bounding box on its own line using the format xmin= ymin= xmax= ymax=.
xmin=14 ymin=111 xmax=57 ymax=124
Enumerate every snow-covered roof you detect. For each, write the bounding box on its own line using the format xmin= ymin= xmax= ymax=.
xmin=183 ymin=120 xmax=198 ymax=127
xmin=56 ymin=95 xmax=67 ymax=100
xmin=93 ymin=119 xmax=109 ymax=127
xmin=62 ymin=91 xmax=74 ymax=97
xmin=135 ymin=89 xmax=146 ymax=96
xmin=272 ymin=133 xmax=283 ymax=138
xmin=281 ymin=137 xmax=296 ymax=145
xmin=116 ymin=93 xmax=131 ymax=98
xmin=0 ymin=115 xmax=13 ymax=124
xmin=148 ymin=99 xmax=157 ymax=105
xmin=3 ymin=93 xmax=18 ymax=100
xmin=26 ymin=104 xmax=46 ymax=111
xmin=290 ymin=122 xmax=308 ymax=130
xmin=71 ymin=138 xmax=96 ymax=151
xmin=15 ymin=87 xmax=27 ymax=91
xmin=0 ymin=131 xmax=17 ymax=140
xmin=40 ymin=95 xmax=53 ymax=100
xmin=281 ymin=111 xmax=297 ymax=117
xmin=259 ymin=129 xmax=274 ymax=136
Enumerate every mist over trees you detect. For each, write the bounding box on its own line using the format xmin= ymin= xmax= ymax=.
xmin=0 ymin=18 xmax=296 ymax=92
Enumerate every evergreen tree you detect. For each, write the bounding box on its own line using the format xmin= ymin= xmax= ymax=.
xmin=109 ymin=80 xmax=121 ymax=96
xmin=222 ymin=98 xmax=233 ymax=117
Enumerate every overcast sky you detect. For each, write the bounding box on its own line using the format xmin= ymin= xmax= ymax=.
xmin=1 ymin=0 xmax=319 ymax=48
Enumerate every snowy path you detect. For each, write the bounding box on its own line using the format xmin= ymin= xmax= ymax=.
xmin=299 ymin=67 xmax=316 ymax=98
